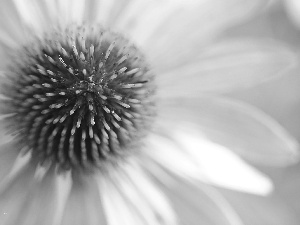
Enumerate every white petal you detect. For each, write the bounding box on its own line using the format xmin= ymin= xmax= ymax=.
xmin=0 ymin=114 xmax=15 ymax=144
xmin=0 ymin=0 xmax=28 ymax=47
xmin=9 ymin=168 xmax=62 ymax=225
xmin=98 ymin=176 xmax=146 ymax=225
xmin=144 ymin=132 xmax=272 ymax=195
xmin=142 ymin=165 xmax=244 ymax=225
xmin=144 ymin=0 xmax=268 ymax=67
xmin=0 ymin=162 xmax=37 ymax=225
xmin=54 ymin=0 xmax=86 ymax=25
xmin=0 ymin=142 xmax=20 ymax=181
xmin=97 ymin=161 xmax=177 ymax=225
xmin=173 ymin=128 xmax=273 ymax=195
xmin=0 ymin=162 xmax=72 ymax=225
xmin=143 ymin=133 xmax=202 ymax=181
xmin=122 ymin=161 xmax=177 ymax=225
xmin=110 ymin=0 xmax=199 ymax=46
xmin=52 ymin=171 xmax=72 ymax=225
xmin=61 ymin=173 xmax=106 ymax=225
xmin=156 ymin=39 xmax=297 ymax=97
xmin=157 ymin=96 xmax=299 ymax=166
xmin=0 ymin=150 xmax=32 ymax=193
xmin=10 ymin=0 xmax=89 ymax=35
xmin=12 ymin=0 xmax=53 ymax=35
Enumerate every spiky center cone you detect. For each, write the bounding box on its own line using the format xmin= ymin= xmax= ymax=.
xmin=1 ymin=25 xmax=156 ymax=171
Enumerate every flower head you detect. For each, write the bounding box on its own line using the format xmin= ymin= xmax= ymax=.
xmin=2 ymin=25 xmax=156 ymax=172
xmin=0 ymin=0 xmax=298 ymax=224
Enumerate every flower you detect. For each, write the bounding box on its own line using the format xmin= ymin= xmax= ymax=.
xmin=0 ymin=0 xmax=298 ymax=225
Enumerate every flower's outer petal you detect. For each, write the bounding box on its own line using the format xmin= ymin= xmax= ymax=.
xmin=0 ymin=158 xmax=72 ymax=225
xmin=11 ymin=0 xmax=87 ymax=32
xmin=0 ymin=0 xmax=27 ymax=48
xmin=142 ymin=164 xmax=244 ymax=225
xmin=0 ymin=161 xmax=36 ymax=225
xmin=87 ymin=0 xmax=266 ymax=48
xmin=143 ymin=0 xmax=268 ymax=65
xmin=0 ymin=0 xmax=30 ymax=68
xmin=97 ymin=161 xmax=177 ymax=225
xmin=174 ymin=130 xmax=273 ymax=195
xmin=60 ymin=172 xmax=107 ymax=225
xmin=90 ymin=0 xmax=195 ymax=37
xmin=156 ymin=39 xmax=297 ymax=97
xmin=0 ymin=142 xmax=20 ymax=182
xmin=143 ymin=133 xmax=272 ymax=195
xmin=103 ymin=0 xmax=198 ymax=45
xmin=0 ymin=114 xmax=15 ymax=144
xmin=11 ymin=0 xmax=57 ymax=37
xmin=157 ymin=96 xmax=299 ymax=166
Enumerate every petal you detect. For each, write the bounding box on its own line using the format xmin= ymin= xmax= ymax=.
xmin=12 ymin=0 xmax=54 ymax=31
xmin=0 ymin=142 xmax=20 ymax=181
xmin=0 ymin=164 xmax=35 ymax=225
xmin=142 ymin=165 xmax=244 ymax=225
xmin=0 ymin=114 xmax=16 ymax=144
xmin=156 ymin=39 xmax=297 ymax=97
xmin=97 ymin=161 xmax=177 ymax=225
xmin=175 ymin=129 xmax=273 ymax=194
xmin=0 ymin=0 xmax=27 ymax=48
xmin=143 ymin=132 xmax=272 ymax=195
xmin=52 ymin=171 xmax=73 ymax=225
xmin=88 ymin=0 xmax=266 ymax=50
xmin=144 ymin=0 xmax=268 ymax=67
xmin=7 ymin=0 xmax=97 ymax=38
xmin=0 ymin=157 xmax=72 ymax=225
xmin=91 ymin=0 xmax=197 ymax=38
xmin=157 ymin=96 xmax=299 ymax=166
xmin=8 ymin=169 xmax=62 ymax=225
xmin=107 ymin=0 xmax=199 ymax=45
xmin=61 ymin=172 xmax=106 ymax=225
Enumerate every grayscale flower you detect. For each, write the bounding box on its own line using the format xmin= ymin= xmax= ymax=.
xmin=0 ymin=0 xmax=298 ymax=225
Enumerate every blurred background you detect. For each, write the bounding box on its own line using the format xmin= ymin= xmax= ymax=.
xmin=217 ymin=1 xmax=300 ymax=224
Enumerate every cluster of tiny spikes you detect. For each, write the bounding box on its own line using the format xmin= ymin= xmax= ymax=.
xmin=1 ymin=25 xmax=156 ymax=171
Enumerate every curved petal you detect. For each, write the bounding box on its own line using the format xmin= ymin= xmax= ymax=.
xmin=0 ymin=0 xmax=27 ymax=48
xmin=174 ymin=129 xmax=273 ymax=194
xmin=142 ymin=0 xmax=268 ymax=58
xmin=156 ymin=96 xmax=299 ymax=166
xmin=0 ymin=164 xmax=36 ymax=225
xmin=61 ymin=172 xmax=106 ymax=225
xmin=78 ymin=0 xmax=268 ymax=50
xmin=143 ymin=132 xmax=272 ymax=195
xmin=97 ymin=161 xmax=177 ymax=225
xmin=0 ymin=142 xmax=20 ymax=181
xmin=12 ymin=0 xmax=55 ymax=31
xmin=141 ymin=164 xmax=244 ymax=225
xmin=11 ymin=0 xmax=87 ymax=32
xmin=0 ymin=158 xmax=73 ymax=225
xmin=156 ymin=39 xmax=297 ymax=97
xmin=0 ymin=114 xmax=16 ymax=144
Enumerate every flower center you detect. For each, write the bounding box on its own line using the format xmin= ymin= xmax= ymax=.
xmin=2 ymin=25 xmax=156 ymax=171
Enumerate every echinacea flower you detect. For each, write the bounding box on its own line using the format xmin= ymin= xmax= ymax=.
xmin=0 ymin=0 xmax=298 ymax=225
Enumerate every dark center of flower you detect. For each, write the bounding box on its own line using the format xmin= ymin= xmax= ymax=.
xmin=1 ymin=25 xmax=156 ymax=171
